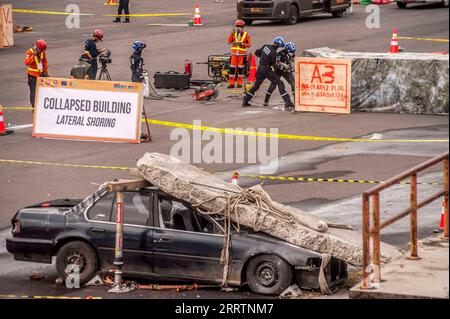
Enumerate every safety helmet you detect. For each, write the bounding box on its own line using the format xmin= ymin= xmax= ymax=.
xmin=235 ymin=19 xmax=245 ymax=27
xmin=93 ymin=29 xmax=104 ymax=41
xmin=35 ymin=39 xmax=47 ymax=51
xmin=132 ymin=41 xmax=147 ymax=53
xmin=272 ymin=36 xmax=285 ymax=48
xmin=285 ymin=42 xmax=296 ymax=54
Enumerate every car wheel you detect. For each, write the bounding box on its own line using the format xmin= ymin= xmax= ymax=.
xmin=442 ymin=0 xmax=449 ymax=8
xmin=285 ymin=5 xmax=299 ymax=25
xmin=332 ymin=10 xmax=344 ymax=18
xmin=397 ymin=2 xmax=408 ymax=8
xmin=243 ymin=19 xmax=253 ymax=26
xmin=246 ymin=254 xmax=293 ymax=295
xmin=56 ymin=241 xmax=98 ymax=284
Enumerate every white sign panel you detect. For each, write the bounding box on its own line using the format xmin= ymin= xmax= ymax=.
xmin=33 ymin=78 xmax=143 ymax=143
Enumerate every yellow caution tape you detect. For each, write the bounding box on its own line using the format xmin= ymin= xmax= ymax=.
xmin=0 ymin=159 xmax=441 ymax=186
xmin=143 ymin=119 xmax=449 ymax=143
xmin=1 ymin=107 xmax=447 ymax=143
xmin=398 ymin=36 xmax=449 ymax=43
xmin=240 ymin=174 xmax=441 ymax=186
xmin=12 ymin=9 xmax=93 ymax=16
xmin=1 ymin=106 xmax=33 ymax=110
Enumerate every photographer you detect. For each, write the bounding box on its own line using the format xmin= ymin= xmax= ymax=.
xmin=84 ymin=29 xmax=105 ymax=80
xmin=70 ymin=53 xmax=92 ymax=80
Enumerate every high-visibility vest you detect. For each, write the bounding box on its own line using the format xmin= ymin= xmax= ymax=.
xmin=25 ymin=48 xmax=48 ymax=77
xmin=230 ymin=31 xmax=250 ymax=55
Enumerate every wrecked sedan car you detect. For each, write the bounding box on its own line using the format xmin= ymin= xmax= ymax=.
xmin=6 ymin=186 xmax=347 ymax=295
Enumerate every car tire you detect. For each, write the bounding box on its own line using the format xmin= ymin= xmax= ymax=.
xmin=56 ymin=241 xmax=98 ymax=284
xmin=243 ymin=19 xmax=253 ymax=26
xmin=285 ymin=5 xmax=299 ymax=25
xmin=397 ymin=2 xmax=408 ymax=8
xmin=246 ymin=254 xmax=293 ymax=295
xmin=332 ymin=10 xmax=344 ymax=18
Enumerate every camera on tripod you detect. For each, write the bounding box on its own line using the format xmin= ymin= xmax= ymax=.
xmin=98 ymin=49 xmax=112 ymax=66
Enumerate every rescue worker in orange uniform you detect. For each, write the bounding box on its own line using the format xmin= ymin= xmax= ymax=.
xmin=24 ymin=40 xmax=49 ymax=108
xmin=227 ymin=20 xmax=251 ymax=88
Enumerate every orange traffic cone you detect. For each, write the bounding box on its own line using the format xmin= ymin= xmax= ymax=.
xmin=0 ymin=105 xmax=13 ymax=136
xmin=440 ymin=199 xmax=446 ymax=231
xmin=104 ymin=0 xmax=118 ymax=6
xmin=248 ymin=53 xmax=257 ymax=83
xmin=389 ymin=28 xmax=399 ymax=53
xmin=193 ymin=5 xmax=203 ymax=26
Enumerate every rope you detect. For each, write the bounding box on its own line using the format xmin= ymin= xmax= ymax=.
xmin=318 ymin=253 xmax=338 ymax=295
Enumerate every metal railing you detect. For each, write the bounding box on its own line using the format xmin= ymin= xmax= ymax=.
xmin=361 ymin=151 xmax=449 ymax=289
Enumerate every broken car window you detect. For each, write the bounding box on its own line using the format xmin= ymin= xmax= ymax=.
xmin=111 ymin=192 xmax=151 ymax=226
xmin=86 ymin=191 xmax=114 ymax=222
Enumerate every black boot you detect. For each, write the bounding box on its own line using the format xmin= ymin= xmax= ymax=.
xmin=282 ymin=94 xmax=295 ymax=111
xmin=123 ymin=18 xmax=130 ymax=23
xmin=263 ymin=93 xmax=271 ymax=107
xmin=113 ymin=17 xmax=121 ymax=23
xmin=242 ymin=94 xmax=251 ymax=107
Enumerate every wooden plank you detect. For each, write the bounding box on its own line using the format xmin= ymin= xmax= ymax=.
xmin=0 ymin=5 xmax=14 ymax=48
xmin=105 ymin=179 xmax=151 ymax=193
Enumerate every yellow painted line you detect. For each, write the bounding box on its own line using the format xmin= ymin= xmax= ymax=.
xmin=13 ymin=9 xmax=93 ymax=16
xmin=1 ymin=106 xmax=33 ymax=110
xmin=0 ymin=159 xmax=132 ymax=171
xmin=13 ymin=8 xmax=188 ymax=18
xmin=0 ymin=294 xmax=101 ymax=299
xmin=398 ymin=36 xmax=449 ymax=43
xmin=143 ymin=119 xmax=449 ymax=143
xmin=106 ymin=13 xmax=188 ymax=17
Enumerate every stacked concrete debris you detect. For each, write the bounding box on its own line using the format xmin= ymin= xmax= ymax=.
xmin=137 ymin=153 xmax=402 ymax=267
xmin=302 ymin=47 xmax=449 ymax=115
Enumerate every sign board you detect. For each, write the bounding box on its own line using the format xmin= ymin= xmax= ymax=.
xmin=295 ymin=57 xmax=351 ymax=114
xmin=0 ymin=4 xmax=14 ymax=48
xmin=33 ymin=78 xmax=143 ymax=143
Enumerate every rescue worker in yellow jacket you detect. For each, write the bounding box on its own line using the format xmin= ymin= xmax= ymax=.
xmin=24 ymin=39 xmax=49 ymax=108
xmin=227 ymin=20 xmax=251 ymax=88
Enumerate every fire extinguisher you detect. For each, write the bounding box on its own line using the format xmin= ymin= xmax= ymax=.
xmin=184 ymin=59 xmax=193 ymax=77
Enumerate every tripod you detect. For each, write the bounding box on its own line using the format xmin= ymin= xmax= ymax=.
xmin=98 ymin=62 xmax=112 ymax=81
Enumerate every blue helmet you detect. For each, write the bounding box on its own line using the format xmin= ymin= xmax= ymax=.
xmin=285 ymin=42 xmax=296 ymax=54
xmin=132 ymin=41 xmax=146 ymax=53
xmin=272 ymin=36 xmax=285 ymax=48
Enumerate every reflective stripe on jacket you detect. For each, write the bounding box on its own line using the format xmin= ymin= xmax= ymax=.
xmin=228 ymin=31 xmax=251 ymax=55
xmin=24 ymin=48 xmax=48 ymax=77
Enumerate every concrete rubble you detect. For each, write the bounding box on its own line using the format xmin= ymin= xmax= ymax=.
xmin=302 ymin=47 xmax=449 ymax=115
xmin=136 ymin=153 xmax=402 ymax=267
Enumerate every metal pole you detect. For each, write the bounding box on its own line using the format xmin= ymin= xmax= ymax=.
xmin=408 ymin=174 xmax=420 ymax=260
xmin=108 ymin=192 xmax=129 ymax=293
xmin=443 ymin=159 xmax=449 ymax=240
xmin=361 ymin=194 xmax=372 ymax=289
xmin=372 ymin=192 xmax=381 ymax=284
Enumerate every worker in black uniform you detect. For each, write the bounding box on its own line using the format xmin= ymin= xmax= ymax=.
xmin=114 ymin=0 xmax=131 ymax=23
xmin=129 ymin=41 xmax=146 ymax=83
xmin=84 ymin=29 xmax=105 ymax=80
xmin=242 ymin=37 xmax=294 ymax=110
xmin=264 ymin=41 xmax=296 ymax=107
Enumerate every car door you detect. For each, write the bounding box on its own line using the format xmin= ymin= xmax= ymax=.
xmin=152 ymin=193 xmax=225 ymax=282
xmin=85 ymin=190 xmax=154 ymax=275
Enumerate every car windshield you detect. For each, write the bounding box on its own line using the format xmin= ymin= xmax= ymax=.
xmin=68 ymin=187 xmax=107 ymax=216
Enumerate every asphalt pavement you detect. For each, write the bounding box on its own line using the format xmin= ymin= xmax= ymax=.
xmin=0 ymin=1 xmax=448 ymax=299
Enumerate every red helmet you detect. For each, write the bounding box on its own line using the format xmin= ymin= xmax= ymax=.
xmin=93 ymin=29 xmax=104 ymax=41
xmin=235 ymin=19 xmax=245 ymax=27
xmin=35 ymin=39 xmax=47 ymax=51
